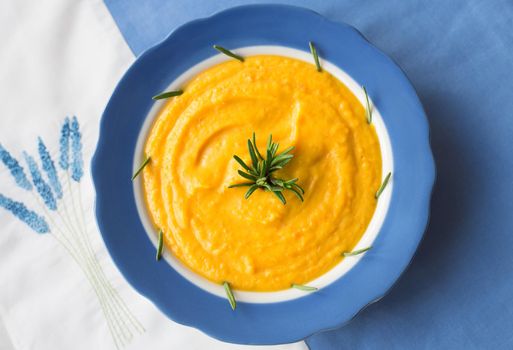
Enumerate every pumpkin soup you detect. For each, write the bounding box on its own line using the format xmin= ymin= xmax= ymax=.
xmin=142 ymin=55 xmax=382 ymax=291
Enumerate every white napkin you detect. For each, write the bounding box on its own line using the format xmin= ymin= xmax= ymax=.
xmin=0 ymin=1 xmax=308 ymax=349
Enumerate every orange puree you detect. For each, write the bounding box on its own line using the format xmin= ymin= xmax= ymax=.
xmin=142 ymin=55 xmax=382 ymax=291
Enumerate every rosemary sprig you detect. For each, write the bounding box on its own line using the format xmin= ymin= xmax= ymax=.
xmin=309 ymin=41 xmax=322 ymax=72
xmin=156 ymin=229 xmax=164 ymax=261
xmin=223 ymin=281 xmax=236 ymax=310
xmin=213 ymin=45 xmax=244 ymax=62
xmin=291 ymin=283 xmax=318 ymax=292
xmin=375 ymin=172 xmax=391 ymax=199
xmin=363 ymin=86 xmax=372 ymax=124
xmin=132 ymin=155 xmax=151 ymax=180
xmin=343 ymin=246 xmax=372 ymax=257
xmin=228 ymin=133 xmax=304 ymax=205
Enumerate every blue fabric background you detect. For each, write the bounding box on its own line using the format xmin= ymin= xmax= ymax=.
xmin=103 ymin=1 xmax=513 ymax=348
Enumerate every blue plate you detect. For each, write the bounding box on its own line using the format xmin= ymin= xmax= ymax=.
xmin=92 ymin=4 xmax=435 ymax=345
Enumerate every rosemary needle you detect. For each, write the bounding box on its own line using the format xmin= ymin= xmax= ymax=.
xmin=223 ymin=281 xmax=237 ymax=310
xmin=363 ymin=86 xmax=372 ymax=124
xmin=152 ymin=89 xmax=184 ymax=100
xmin=291 ymin=283 xmax=318 ymax=292
xmin=343 ymin=246 xmax=372 ymax=257
xmin=213 ymin=45 xmax=244 ymax=62
xmin=132 ymin=156 xmax=150 ymax=180
xmin=156 ymin=229 xmax=163 ymax=261
xmin=309 ymin=41 xmax=322 ymax=72
xmin=375 ymin=172 xmax=392 ymax=199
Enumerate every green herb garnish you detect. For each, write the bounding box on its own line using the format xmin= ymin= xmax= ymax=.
xmin=156 ymin=229 xmax=163 ymax=261
xmin=152 ymin=90 xmax=183 ymax=100
xmin=228 ymin=133 xmax=304 ymax=205
xmin=309 ymin=41 xmax=322 ymax=72
xmin=132 ymin=155 xmax=151 ymax=180
xmin=363 ymin=86 xmax=372 ymax=124
xmin=375 ymin=172 xmax=391 ymax=199
xmin=213 ymin=45 xmax=244 ymax=62
xmin=343 ymin=246 xmax=372 ymax=257
xmin=223 ymin=281 xmax=236 ymax=310
xmin=291 ymin=283 xmax=318 ymax=292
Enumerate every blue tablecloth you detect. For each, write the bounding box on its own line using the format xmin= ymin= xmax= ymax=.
xmin=103 ymin=1 xmax=513 ymax=348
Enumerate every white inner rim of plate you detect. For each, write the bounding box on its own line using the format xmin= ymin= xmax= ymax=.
xmin=133 ymin=46 xmax=394 ymax=303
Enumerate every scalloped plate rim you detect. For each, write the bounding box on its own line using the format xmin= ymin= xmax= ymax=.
xmin=91 ymin=4 xmax=436 ymax=345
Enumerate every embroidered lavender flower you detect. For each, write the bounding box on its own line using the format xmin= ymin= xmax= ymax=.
xmin=24 ymin=152 xmax=57 ymax=211
xmin=0 ymin=116 xmax=144 ymax=347
xmin=59 ymin=117 xmax=70 ymax=170
xmin=38 ymin=137 xmax=63 ymax=199
xmin=0 ymin=144 xmax=33 ymax=191
xmin=70 ymin=116 xmax=83 ymax=182
xmin=0 ymin=194 xmax=49 ymax=233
